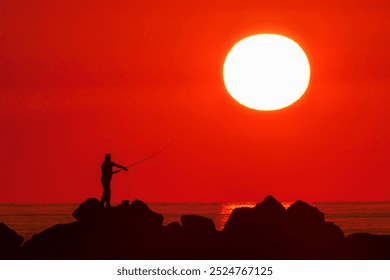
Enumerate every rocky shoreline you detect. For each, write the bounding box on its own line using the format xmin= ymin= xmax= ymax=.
xmin=1 ymin=196 xmax=389 ymax=259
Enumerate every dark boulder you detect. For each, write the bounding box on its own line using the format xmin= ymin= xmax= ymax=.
xmin=72 ymin=199 xmax=163 ymax=233
xmin=0 ymin=222 xmax=24 ymax=259
xmin=223 ymin=207 xmax=256 ymax=234
xmin=72 ymin=198 xmax=105 ymax=224
xmin=254 ymin=195 xmax=287 ymax=221
xmin=181 ymin=214 xmax=216 ymax=235
xmin=284 ymin=201 xmax=344 ymax=259
xmin=224 ymin=195 xmax=286 ymax=234
xmin=222 ymin=196 xmax=289 ymax=259
xmin=21 ymin=222 xmax=86 ymax=259
xmin=21 ymin=198 xmax=165 ymax=259
xmin=114 ymin=200 xmax=164 ymax=233
xmin=178 ymin=214 xmax=220 ymax=259
xmin=222 ymin=196 xmax=345 ymax=259
xmin=166 ymin=221 xmax=183 ymax=232
xmin=344 ymin=233 xmax=390 ymax=259
xmin=285 ymin=200 xmax=325 ymax=226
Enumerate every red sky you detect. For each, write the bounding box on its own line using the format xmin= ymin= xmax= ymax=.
xmin=1 ymin=0 xmax=389 ymax=203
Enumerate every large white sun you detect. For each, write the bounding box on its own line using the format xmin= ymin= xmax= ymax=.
xmin=223 ymin=34 xmax=311 ymax=111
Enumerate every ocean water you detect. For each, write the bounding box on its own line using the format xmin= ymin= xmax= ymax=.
xmin=1 ymin=202 xmax=390 ymax=241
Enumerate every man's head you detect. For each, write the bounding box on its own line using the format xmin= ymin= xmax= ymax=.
xmin=105 ymin=153 xmax=111 ymax=161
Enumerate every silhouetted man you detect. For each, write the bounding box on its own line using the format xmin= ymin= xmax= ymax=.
xmin=101 ymin=154 xmax=128 ymax=208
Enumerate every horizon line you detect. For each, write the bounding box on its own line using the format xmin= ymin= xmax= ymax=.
xmin=1 ymin=200 xmax=390 ymax=205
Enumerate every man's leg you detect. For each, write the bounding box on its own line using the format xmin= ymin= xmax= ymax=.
xmin=101 ymin=188 xmax=106 ymax=206
xmin=106 ymin=187 xmax=111 ymax=208
xmin=101 ymin=179 xmax=110 ymax=207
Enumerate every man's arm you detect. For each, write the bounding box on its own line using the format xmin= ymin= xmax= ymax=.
xmin=113 ymin=162 xmax=128 ymax=172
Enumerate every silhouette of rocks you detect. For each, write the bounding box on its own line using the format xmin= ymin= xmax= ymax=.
xmin=0 ymin=222 xmax=24 ymax=259
xmin=72 ymin=198 xmax=105 ymax=224
xmin=177 ymin=215 xmax=221 ymax=259
xmin=344 ymin=233 xmax=390 ymax=259
xmin=284 ymin=200 xmax=345 ymax=258
xmin=222 ymin=196 xmax=345 ymax=259
xmin=181 ymin=214 xmax=216 ymax=235
xmin=114 ymin=199 xmax=164 ymax=233
xmin=21 ymin=222 xmax=85 ymax=259
xmin=2 ymin=195 xmax=389 ymax=259
xmin=285 ymin=200 xmax=324 ymax=224
xmin=21 ymin=199 xmax=164 ymax=259
xmin=166 ymin=221 xmax=182 ymax=232
xmin=224 ymin=195 xmax=286 ymax=234
xmin=256 ymin=195 xmax=287 ymax=218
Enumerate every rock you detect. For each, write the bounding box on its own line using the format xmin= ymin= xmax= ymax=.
xmin=285 ymin=220 xmax=345 ymax=259
xmin=222 ymin=196 xmax=288 ymax=259
xmin=0 ymin=222 xmax=24 ymax=259
xmin=72 ymin=198 xmax=163 ymax=232
xmin=181 ymin=214 xmax=216 ymax=235
xmin=21 ymin=222 xmax=85 ymax=259
xmin=166 ymin=221 xmax=182 ymax=232
xmin=254 ymin=195 xmax=287 ymax=220
xmin=344 ymin=233 xmax=390 ymax=259
xmin=223 ymin=196 xmax=286 ymax=236
xmin=222 ymin=196 xmax=346 ymax=259
xmin=224 ymin=195 xmax=286 ymax=234
xmin=284 ymin=201 xmax=344 ymax=259
xmin=223 ymin=207 xmax=256 ymax=234
xmin=321 ymin=222 xmax=345 ymax=248
xmin=114 ymin=199 xmax=164 ymax=233
xmin=72 ymin=198 xmax=105 ymax=224
xmin=21 ymin=198 xmax=165 ymax=259
xmin=178 ymin=215 xmax=220 ymax=259
xmin=285 ymin=200 xmax=324 ymax=226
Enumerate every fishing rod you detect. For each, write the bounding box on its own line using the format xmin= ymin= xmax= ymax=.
xmin=116 ymin=141 xmax=173 ymax=173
